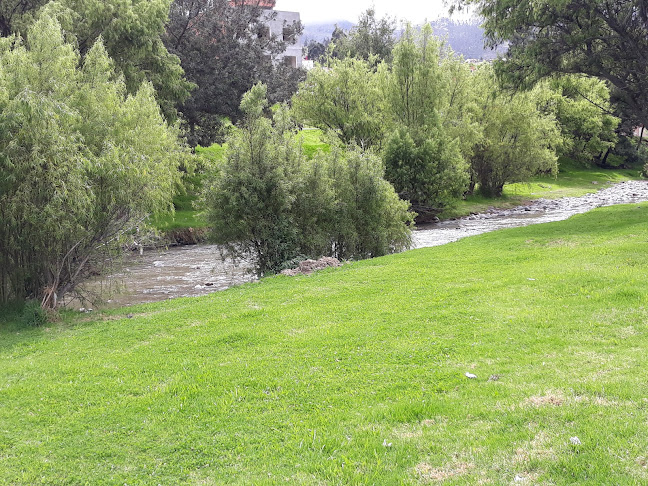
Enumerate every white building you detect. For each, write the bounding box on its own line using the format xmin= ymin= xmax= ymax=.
xmin=235 ymin=0 xmax=303 ymax=68
xmin=266 ymin=10 xmax=302 ymax=68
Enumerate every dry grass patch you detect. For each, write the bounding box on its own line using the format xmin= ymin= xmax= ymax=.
xmin=415 ymin=461 xmax=475 ymax=483
xmin=392 ymin=423 xmax=423 ymax=440
xmin=522 ymin=391 xmax=565 ymax=407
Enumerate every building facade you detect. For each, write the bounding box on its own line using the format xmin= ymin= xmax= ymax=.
xmin=232 ymin=0 xmax=302 ymax=68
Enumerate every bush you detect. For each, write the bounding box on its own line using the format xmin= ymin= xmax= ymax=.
xmin=384 ymin=127 xmax=468 ymax=210
xmin=204 ymin=84 xmax=413 ymax=276
xmin=21 ymin=300 xmax=49 ymax=327
xmin=0 ymin=11 xmax=185 ymax=307
xmin=324 ymin=147 xmax=413 ymax=260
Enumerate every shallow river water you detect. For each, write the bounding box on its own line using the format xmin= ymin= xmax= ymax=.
xmin=77 ymin=180 xmax=648 ymax=308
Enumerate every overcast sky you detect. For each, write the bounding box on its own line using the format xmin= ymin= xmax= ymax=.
xmin=274 ymin=0 xmax=468 ymax=25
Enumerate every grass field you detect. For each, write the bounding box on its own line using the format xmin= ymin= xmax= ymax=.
xmin=439 ymin=157 xmax=641 ymax=219
xmin=2 ymin=203 xmax=648 ymax=484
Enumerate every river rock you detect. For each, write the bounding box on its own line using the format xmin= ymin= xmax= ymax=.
xmin=281 ymin=257 xmax=342 ymax=276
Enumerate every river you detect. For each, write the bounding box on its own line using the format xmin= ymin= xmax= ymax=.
xmin=74 ymin=180 xmax=648 ymax=308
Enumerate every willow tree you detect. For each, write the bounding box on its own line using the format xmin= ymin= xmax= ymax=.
xmin=292 ymin=57 xmax=385 ymax=150
xmin=468 ymin=67 xmax=562 ymax=197
xmin=381 ymin=24 xmax=468 ymax=213
xmin=0 ymin=0 xmax=192 ymax=121
xmin=0 ymin=9 xmax=185 ymax=307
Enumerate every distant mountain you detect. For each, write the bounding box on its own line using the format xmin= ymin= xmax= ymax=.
xmin=301 ymin=20 xmax=353 ymax=43
xmin=302 ymin=18 xmax=504 ymax=61
xmin=428 ymin=19 xmax=504 ymax=60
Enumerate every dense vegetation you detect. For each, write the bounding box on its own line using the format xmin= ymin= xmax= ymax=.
xmin=2 ymin=1 xmax=648 ymax=483
xmin=203 ymin=84 xmax=412 ymax=276
xmin=1 ymin=0 xmax=646 ymax=305
xmin=0 ymin=10 xmax=185 ymax=307
xmin=453 ymin=0 xmax=648 ymax=134
xmin=2 ymin=204 xmax=648 ymax=483
xmin=164 ymin=0 xmax=305 ymax=146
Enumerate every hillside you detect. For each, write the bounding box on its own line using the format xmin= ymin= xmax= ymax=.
xmin=2 ymin=204 xmax=648 ymax=483
xmin=302 ymin=18 xmax=504 ymax=60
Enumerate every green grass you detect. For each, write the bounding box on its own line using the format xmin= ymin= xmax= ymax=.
xmin=440 ymin=157 xmax=641 ymax=219
xmin=195 ymin=143 xmax=227 ymax=164
xmin=152 ymin=209 xmax=207 ymax=231
xmin=299 ymin=127 xmax=331 ymax=159
xmin=3 ymin=203 xmax=648 ymax=484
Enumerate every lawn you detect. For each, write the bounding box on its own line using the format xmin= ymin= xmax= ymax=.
xmin=439 ymin=157 xmax=642 ymax=219
xmin=2 ymin=203 xmax=648 ymax=484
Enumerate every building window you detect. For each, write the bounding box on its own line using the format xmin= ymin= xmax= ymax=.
xmin=283 ymin=56 xmax=297 ymax=68
xmin=282 ymin=27 xmax=295 ymax=43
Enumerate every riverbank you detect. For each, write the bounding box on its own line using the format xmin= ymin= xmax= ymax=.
xmin=153 ymin=158 xmax=642 ymax=241
xmin=67 ymin=180 xmax=648 ymax=308
xmin=439 ymin=158 xmax=641 ymax=220
xmin=2 ymin=203 xmax=648 ymax=483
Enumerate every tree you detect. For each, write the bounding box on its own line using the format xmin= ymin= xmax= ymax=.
xmin=164 ymin=0 xmax=304 ymax=146
xmin=383 ymin=24 xmax=445 ymax=136
xmin=0 ymin=0 xmax=192 ymax=122
xmin=338 ymin=7 xmax=396 ymax=66
xmin=292 ymin=57 xmax=385 ymax=149
xmin=305 ymin=38 xmax=328 ymax=63
xmin=539 ymin=75 xmax=619 ymax=165
xmin=380 ymin=24 xmax=469 ymax=212
xmin=453 ymin=0 xmax=648 ymax=127
xmin=0 ymin=10 xmax=185 ymax=307
xmin=204 ymin=84 xmax=412 ymax=275
xmin=468 ymin=68 xmax=562 ymax=197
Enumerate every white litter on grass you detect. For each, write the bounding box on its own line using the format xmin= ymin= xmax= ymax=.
xmin=570 ymin=436 xmax=582 ymax=445
xmin=382 ymin=439 xmax=392 ymax=447
xmin=465 ymin=372 xmax=477 ymax=379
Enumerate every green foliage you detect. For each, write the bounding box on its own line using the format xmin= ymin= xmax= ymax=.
xmin=292 ymin=57 xmax=385 ymax=149
xmin=20 ymin=300 xmax=48 ymax=327
xmin=384 ymin=127 xmax=467 ymax=208
xmin=454 ymin=0 xmax=648 ymax=128
xmin=165 ymin=0 xmax=304 ymax=146
xmin=1 ymin=0 xmax=192 ymax=121
xmin=204 ymin=84 xmax=300 ymax=275
xmin=332 ymin=7 xmax=396 ymax=66
xmin=539 ymin=76 xmax=619 ymax=165
xmin=383 ymin=24 xmax=445 ymax=136
xmin=321 ymin=147 xmax=413 ymax=260
xmin=0 ymin=12 xmax=184 ymax=305
xmin=204 ymin=84 xmax=412 ymax=275
xmin=468 ymin=67 xmax=561 ymax=197
xmin=380 ymin=24 xmax=470 ymax=210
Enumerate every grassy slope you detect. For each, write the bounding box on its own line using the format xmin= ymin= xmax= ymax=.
xmin=440 ymin=158 xmax=641 ymax=219
xmin=2 ymin=204 xmax=648 ymax=484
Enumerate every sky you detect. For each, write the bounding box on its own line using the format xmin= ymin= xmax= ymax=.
xmin=274 ymin=0 xmax=470 ymax=25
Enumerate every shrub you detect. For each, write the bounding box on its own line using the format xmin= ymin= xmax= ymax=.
xmin=0 ymin=11 xmax=184 ymax=307
xmin=20 ymin=300 xmax=49 ymax=327
xmin=384 ymin=127 xmax=468 ymax=210
xmin=204 ymin=84 xmax=413 ymax=275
